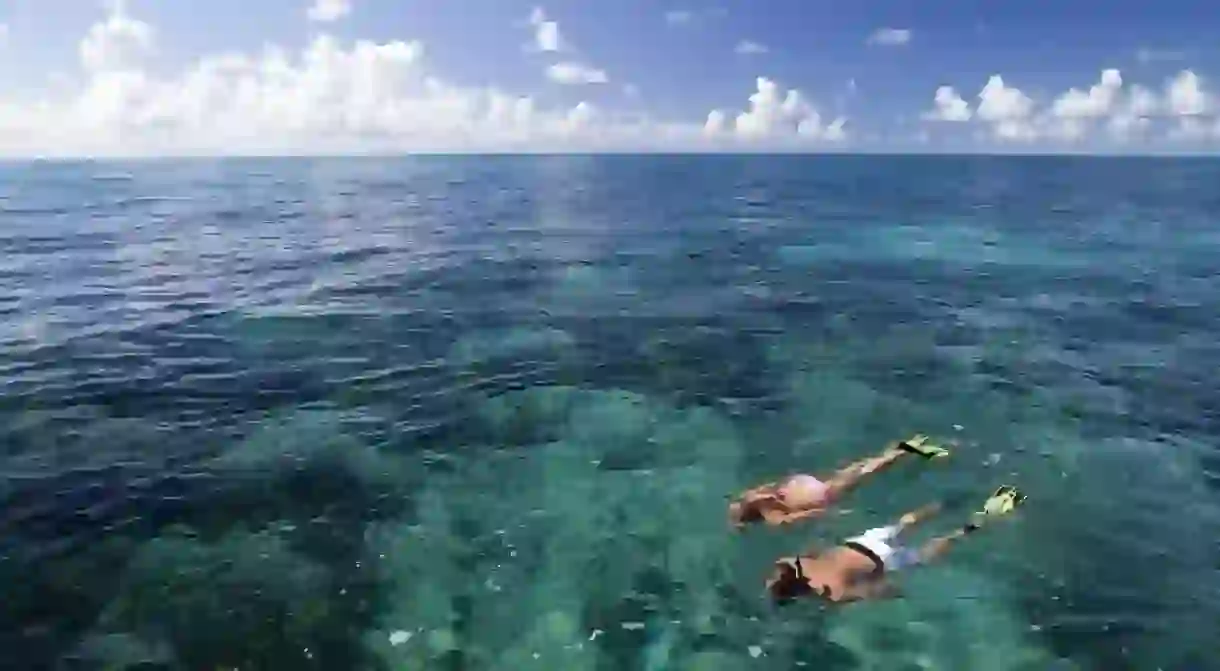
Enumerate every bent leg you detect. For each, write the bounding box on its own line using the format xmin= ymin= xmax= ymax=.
xmin=914 ymin=527 xmax=972 ymax=564
xmin=894 ymin=502 xmax=943 ymax=533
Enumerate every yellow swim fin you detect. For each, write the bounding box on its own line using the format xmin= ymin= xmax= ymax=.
xmin=897 ymin=434 xmax=950 ymax=459
xmin=966 ymin=485 xmax=1025 ymax=531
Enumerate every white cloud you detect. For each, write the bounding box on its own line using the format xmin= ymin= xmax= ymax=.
xmin=1127 ymin=85 xmax=1160 ymax=117
xmin=976 ymin=75 xmax=1034 ymax=122
xmin=664 ymin=10 xmax=694 ymax=25
xmin=1106 ymin=84 xmax=1159 ymax=141
xmin=963 ymin=75 xmax=1040 ymax=141
xmin=1108 ymin=113 xmax=1151 ymax=141
xmin=723 ymin=76 xmax=847 ymax=142
xmin=923 ymin=67 xmax=1220 ymax=146
xmin=79 ymin=0 xmax=154 ymax=73
xmin=823 ymin=117 xmax=847 ymax=141
xmin=528 ymin=7 xmax=564 ymax=52
xmin=1165 ymin=116 xmax=1218 ymax=141
xmin=565 ymin=101 xmax=595 ymax=130
xmin=0 ymin=2 xmax=802 ymax=156
xmin=867 ymin=28 xmax=911 ymax=46
xmin=735 ymin=40 xmax=768 ymax=55
xmin=1051 ymin=68 xmax=1122 ymax=119
xmin=307 ymin=0 xmax=352 ymax=23
xmin=17 ymin=3 xmax=1220 ymax=156
xmin=993 ymin=119 xmax=1039 ymax=142
xmin=546 ymin=62 xmax=608 ymax=85
xmin=923 ymin=85 xmax=971 ymax=121
xmin=1167 ymin=70 xmax=1208 ymax=116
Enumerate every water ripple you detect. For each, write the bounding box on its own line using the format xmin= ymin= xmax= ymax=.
xmin=1 ymin=156 xmax=1218 ymax=670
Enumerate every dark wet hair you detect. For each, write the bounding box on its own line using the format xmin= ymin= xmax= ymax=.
xmin=739 ymin=501 xmax=764 ymax=524
xmin=768 ymin=562 xmax=814 ymax=606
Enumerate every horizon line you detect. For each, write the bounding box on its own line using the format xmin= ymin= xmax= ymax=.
xmin=5 ymin=149 xmax=1220 ymax=163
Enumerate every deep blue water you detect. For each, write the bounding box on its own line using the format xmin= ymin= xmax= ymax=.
xmin=1 ymin=155 xmax=1218 ymax=670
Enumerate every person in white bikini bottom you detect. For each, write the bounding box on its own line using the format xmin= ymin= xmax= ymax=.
xmin=728 ymin=435 xmax=950 ymax=529
xmin=764 ymin=486 xmax=1026 ymax=605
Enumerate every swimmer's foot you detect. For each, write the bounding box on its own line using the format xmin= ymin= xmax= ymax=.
xmin=965 ymin=485 xmax=1025 ymax=532
xmin=897 ymin=434 xmax=950 ymax=460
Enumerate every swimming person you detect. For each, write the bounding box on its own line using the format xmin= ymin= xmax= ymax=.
xmin=727 ymin=435 xmax=950 ymax=528
xmin=763 ymin=486 xmax=1026 ymax=605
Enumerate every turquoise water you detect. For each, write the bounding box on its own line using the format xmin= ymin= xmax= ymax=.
xmin=1 ymin=155 xmax=1218 ymax=670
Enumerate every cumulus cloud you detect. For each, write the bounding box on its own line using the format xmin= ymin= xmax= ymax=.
xmin=1127 ymin=85 xmax=1160 ymax=117
xmin=307 ymin=0 xmax=352 ymax=23
xmin=565 ymin=101 xmax=595 ymax=129
xmin=923 ymin=86 xmax=971 ymax=122
xmin=735 ymin=41 xmax=768 ymax=55
xmin=923 ymin=67 xmax=1220 ymax=145
xmin=1051 ymin=68 xmax=1123 ymax=119
xmin=528 ymin=7 xmax=564 ymax=52
xmin=79 ymin=0 xmax=154 ymax=73
xmin=0 ymin=5 xmax=612 ymax=155
xmin=823 ymin=118 xmax=848 ymax=141
xmin=546 ymin=62 xmax=608 ymax=85
xmin=4 ymin=3 xmax=854 ymax=155
xmin=1100 ymin=83 xmax=1158 ymax=141
xmin=1167 ymin=70 xmax=1209 ymax=116
xmin=1165 ymin=117 xmax=1215 ymax=141
xmin=976 ymin=75 xmax=1034 ymax=122
xmin=703 ymin=77 xmax=847 ymax=145
xmin=867 ymin=28 xmax=911 ymax=46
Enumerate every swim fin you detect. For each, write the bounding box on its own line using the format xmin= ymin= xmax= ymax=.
xmin=897 ymin=434 xmax=950 ymax=459
xmin=966 ymin=485 xmax=1025 ymax=530
xmin=984 ymin=485 xmax=1026 ymax=514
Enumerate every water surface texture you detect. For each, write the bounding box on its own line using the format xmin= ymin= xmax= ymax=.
xmin=2 ymin=155 xmax=1218 ymax=670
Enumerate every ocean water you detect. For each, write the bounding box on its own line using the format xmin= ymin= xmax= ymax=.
xmin=1 ymin=154 xmax=1218 ymax=670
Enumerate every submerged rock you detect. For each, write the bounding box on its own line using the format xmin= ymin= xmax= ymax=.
xmin=203 ymin=409 xmax=412 ymax=527
xmin=824 ymin=567 xmax=1072 ymax=671
xmin=95 ymin=527 xmax=337 ymax=670
xmin=363 ymin=385 xmax=766 ymax=669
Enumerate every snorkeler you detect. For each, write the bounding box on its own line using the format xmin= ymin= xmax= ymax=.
xmin=728 ymin=435 xmax=950 ymax=528
xmin=764 ymin=486 xmax=1026 ymax=605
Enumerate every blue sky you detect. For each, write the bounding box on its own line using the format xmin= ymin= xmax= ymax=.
xmin=0 ymin=0 xmax=1218 ymax=155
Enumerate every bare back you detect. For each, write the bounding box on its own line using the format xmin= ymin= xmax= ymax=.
xmin=777 ymin=474 xmax=833 ymax=510
xmin=730 ymin=474 xmax=835 ymax=526
xmin=772 ymin=549 xmax=886 ymax=604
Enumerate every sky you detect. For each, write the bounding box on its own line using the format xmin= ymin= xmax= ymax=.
xmin=0 ymin=0 xmax=1219 ymax=156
